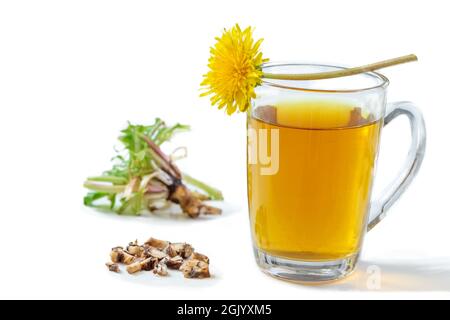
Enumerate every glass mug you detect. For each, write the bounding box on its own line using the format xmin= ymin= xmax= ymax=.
xmin=247 ymin=63 xmax=426 ymax=282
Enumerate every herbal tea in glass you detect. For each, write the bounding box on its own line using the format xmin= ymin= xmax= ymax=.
xmin=248 ymin=101 xmax=382 ymax=261
xmin=246 ymin=63 xmax=425 ymax=282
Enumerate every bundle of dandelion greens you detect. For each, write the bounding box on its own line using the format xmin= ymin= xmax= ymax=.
xmin=83 ymin=119 xmax=223 ymax=217
xmin=200 ymin=24 xmax=418 ymax=115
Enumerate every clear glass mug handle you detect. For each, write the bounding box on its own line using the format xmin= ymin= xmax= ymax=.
xmin=368 ymin=101 xmax=426 ymax=231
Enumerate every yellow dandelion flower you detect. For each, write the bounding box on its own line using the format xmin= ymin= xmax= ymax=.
xmin=200 ymin=24 xmax=268 ymax=115
xmin=200 ymin=25 xmax=416 ymax=116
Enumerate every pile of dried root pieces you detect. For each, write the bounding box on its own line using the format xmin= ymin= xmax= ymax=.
xmin=106 ymin=237 xmax=210 ymax=279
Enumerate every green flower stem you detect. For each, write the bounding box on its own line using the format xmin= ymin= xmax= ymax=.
xmin=262 ymin=54 xmax=417 ymax=81
xmin=182 ymin=173 xmax=224 ymax=201
xmin=87 ymin=176 xmax=128 ymax=184
xmin=83 ymin=181 xmax=126 ymax=193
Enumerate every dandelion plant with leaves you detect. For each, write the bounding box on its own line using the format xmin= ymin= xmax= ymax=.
xmin=83 ymin=119 xmax=223 ymax=217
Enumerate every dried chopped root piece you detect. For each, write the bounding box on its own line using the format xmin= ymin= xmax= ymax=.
xmin=166 ymin=256 xmax=184 ymax=269
xmin=167 ymin=243 xmax=194 ymax=259
xmin=126 ymin=261 xmax=142 ymax=274
xmin=126 ymin=257 xmax=157 ymax=274
xmin=126 ymin=241 xmax=145 ymax=257
xmin=110 ymin=247 xmax=136 ymax=265
xmin=180 ymin=259 xmax=210 ymax=279
xmin=191 ymin=252 xmax=209 ymax=264
xmin=144 ymin=247 xmax=168 ymax=259
xmin=106 ymin=262 xmax=120 ymax=273
xmin=145 ymin=237 xmax=169 ymax=250
xmin=169 ymin=183 xmax=222 ymax=218
xmin=153 ymin=261 xmax=168 ymax=276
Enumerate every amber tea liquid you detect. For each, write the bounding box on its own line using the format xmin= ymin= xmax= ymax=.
xmin=248 ymin=100 xmax=382 ymax=261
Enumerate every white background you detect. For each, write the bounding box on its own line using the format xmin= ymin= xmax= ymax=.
xmin=0 ymin=0 xmax=449 ymax=299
